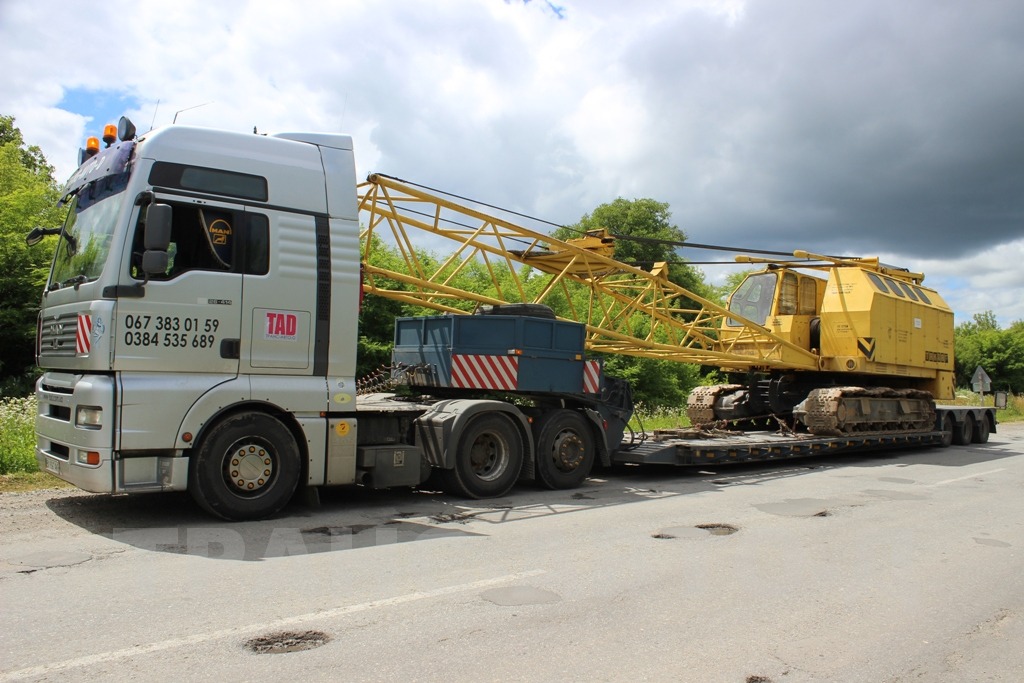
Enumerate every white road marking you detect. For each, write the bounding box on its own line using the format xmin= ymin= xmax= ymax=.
xmin=0 ymin=569 xmax=546 ymax=681
xmin=929 ymin=468 xmax=1005 ymax=487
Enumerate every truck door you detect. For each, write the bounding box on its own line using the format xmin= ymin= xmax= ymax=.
xmin=114 ymin=197 xmax=247 ymax=375
xmin=240 ymin=211 xmax=318 ymax=374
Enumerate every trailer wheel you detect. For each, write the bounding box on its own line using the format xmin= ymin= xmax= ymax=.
xmin=442 ymin=413 xmax=523 ymax=499
xmin=952 ymin=414 xmax=974 ymax=446
xmin=534 ymin=410 xmax=595 ymax=489
xmin=188 ymin=411 xmax=301 ymax=520
xmin=940 ymin=414 xmax=954 ymax=448
xmin=971 ymin=415 xmax=990 ymax=444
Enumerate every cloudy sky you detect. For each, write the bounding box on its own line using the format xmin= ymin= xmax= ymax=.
xmin=3 ymin=0 xmax=1023 ymax=325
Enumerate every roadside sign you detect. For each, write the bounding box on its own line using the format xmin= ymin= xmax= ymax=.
xmin=971 ymin=366 xmax=992 ymax=393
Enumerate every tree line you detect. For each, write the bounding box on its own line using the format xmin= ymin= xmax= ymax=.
xmin=954 ymin=311 xmax=1024 ymax=393
xmin=2 ymin=114 xmax=1021 ymax=403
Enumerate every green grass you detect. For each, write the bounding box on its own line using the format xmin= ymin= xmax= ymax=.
xmin=0 ymin=395 xmax=38 ymax=475
xmin=0 ymin=471 xmax=73 ymax=493
xmin=951 ymin=390 xmax=1024 ymax=422
xmin=628 ymin=404 xmax=690 ymax=433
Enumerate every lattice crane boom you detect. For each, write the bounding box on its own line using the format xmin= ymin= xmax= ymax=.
xmin=357 ymin=173 xmax=820 ymax=371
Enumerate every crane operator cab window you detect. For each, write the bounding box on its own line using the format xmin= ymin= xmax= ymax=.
xmin=727 ymin=272 xmax=777 ymax=326
xmin=129 ymin=202 xmax=269 ymax=280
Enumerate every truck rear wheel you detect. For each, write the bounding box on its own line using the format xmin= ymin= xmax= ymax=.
xmin=189 ymin=411 xmax=301 ymax=520
xmin=971 ymin=415 xmax=990 ymax=444
xmin=534 ymin=410 xmax=595 ymax=489
xmin=952 ymin=415 xmax=974 ymax=446
xmin=442 ymin=413 xmax=523 ymax=499
xmin=939 ymin=414 xmax=954 ymax=448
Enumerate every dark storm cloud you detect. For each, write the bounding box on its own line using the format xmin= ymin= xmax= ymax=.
xmin=621 ymin=1 xmax=1024 ymax=259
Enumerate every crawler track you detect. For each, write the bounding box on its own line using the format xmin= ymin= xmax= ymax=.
xmin=795 ymin=386 xmax=936 ymax=436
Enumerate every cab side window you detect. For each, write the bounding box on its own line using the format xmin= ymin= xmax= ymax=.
xmin=131 ymin=202 xmax=269 ymax=279
xmin=778 ymin=273 xmax=798 ymax=315
xmin=798 ymin=277 xmax=818 ymax=315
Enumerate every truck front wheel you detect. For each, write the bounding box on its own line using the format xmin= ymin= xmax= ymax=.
xmin=534 ymin=410 xmax=595 ymax=489
xmin=189 ymin=411 xmax=301 ymax=520
xmin=442 ymin=413 xmax=524 ymax=499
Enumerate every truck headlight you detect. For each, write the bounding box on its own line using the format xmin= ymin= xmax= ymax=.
xmin=76 ymin=406 xmax=103 ymax=429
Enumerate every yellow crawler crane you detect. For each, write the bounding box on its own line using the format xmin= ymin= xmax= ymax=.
xmin=693 ymin=252 xmax=954 ymax=433
xmin=357 ymin=174 xmax=954 ymax=435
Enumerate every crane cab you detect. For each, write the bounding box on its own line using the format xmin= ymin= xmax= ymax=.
xmin=722 ymin=268 xmax=826 ymax=358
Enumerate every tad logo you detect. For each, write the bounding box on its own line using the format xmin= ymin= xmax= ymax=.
xmin=265 ymin=311 xmax=298 ymax=340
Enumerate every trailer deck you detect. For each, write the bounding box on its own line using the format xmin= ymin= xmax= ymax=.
xmin=614 ymin=429 xmax=946 ymax=466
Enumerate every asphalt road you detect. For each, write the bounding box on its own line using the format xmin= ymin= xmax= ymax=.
xmin=2 ymin=424 xmax=1023 ymax=682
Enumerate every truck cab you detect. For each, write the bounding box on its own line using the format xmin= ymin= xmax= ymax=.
xmin=33 ymin=121 xmax=361 ymax=514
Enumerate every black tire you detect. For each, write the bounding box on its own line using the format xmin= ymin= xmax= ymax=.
xmin=442 ymin=413 xmax=524 ymax=499
xmin=534 ymin=409 xmax=595 ymax=490
xmin=952 ymin=415 xmax=974 ymax=446
xmin=971 ymin=415 xmax=990 ymax=444
xmin=940 ymin=414 xmax=954 ymax=448
xmin=189 ymin=411 xmax=301 ymax=520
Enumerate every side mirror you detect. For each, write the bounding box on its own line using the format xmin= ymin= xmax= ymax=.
xmin=145 ymin=203 xmax=172 ymax=251
xmin=26 ymin=227 xmax=46 ymax=246
xmin=141 ymin=251 xmax=169 ymax=276
xmin=26 ymin=226 xmax=61 ymax=246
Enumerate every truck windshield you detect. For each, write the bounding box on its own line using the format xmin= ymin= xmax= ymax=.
xmin=49 ymin=173 xmax=130 ymax=289
xmin=727 ymin=272 xmax=777 ymax=326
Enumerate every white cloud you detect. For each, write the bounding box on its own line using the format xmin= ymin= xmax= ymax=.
xmin=888 ymin=240 xmax=1024 ymax=327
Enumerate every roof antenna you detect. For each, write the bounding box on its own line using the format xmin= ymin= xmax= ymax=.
xmin=149 ymin=99 xmax=160 ymax=132
xmin=173 ymin=101 xmax=213 ymax=124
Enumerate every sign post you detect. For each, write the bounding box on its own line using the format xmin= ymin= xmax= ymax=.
xmin=971 ymin=366 xmax=992 ymax=403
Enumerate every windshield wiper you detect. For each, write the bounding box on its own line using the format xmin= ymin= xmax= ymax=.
xmin=65 ymin=274 xmax=88 ymax=289
xmin=48 ymin=274 xmax=89 ymax=292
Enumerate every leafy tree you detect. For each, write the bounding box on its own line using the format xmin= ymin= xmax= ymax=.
xmin=357 ymin=237 xmax=412 ymax=378
xmin=954 ymin=311 xmax=1024 ymax=393
xmin=602 ymin=353 xmax=702 ymax=410
xmin=552 ymin=197 xmax=711 ymax=300
xmin=0 ymin=116 xmax=55 ymax=181
xmin=0 ymin=116 xmax=64 ymax=392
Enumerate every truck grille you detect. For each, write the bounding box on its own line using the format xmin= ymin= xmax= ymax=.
xmin=39 ymin=313 xmax=81 ymax=357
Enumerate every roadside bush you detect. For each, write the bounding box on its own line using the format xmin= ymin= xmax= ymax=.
xmin=0 ymin=396 xmax=37 ymax=474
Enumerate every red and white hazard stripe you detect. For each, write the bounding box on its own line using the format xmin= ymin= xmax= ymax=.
xmin=451 ymin=354 xmax=519 ymax=390
xmin=76 ymin=314 xmax=92 ymax=355
xmin=583 ymin=360 xmax=601 ymax=394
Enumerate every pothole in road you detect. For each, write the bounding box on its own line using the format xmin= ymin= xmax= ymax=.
xmin=245 ymin=630 xmax=331 ymax=654
xmin=652 ymin=524 xmax=739 ymax=539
